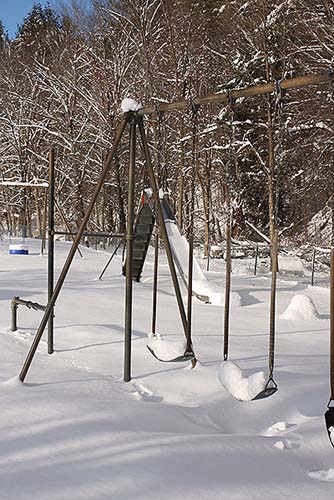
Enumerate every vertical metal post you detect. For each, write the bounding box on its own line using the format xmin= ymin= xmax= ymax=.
xmin=223 ymin=219 xmax=232 ymax=360
xmin=268 ymin=230 xmax=278 ymax=377
xmin=187 ymin=234 xmax=194 ymax=352
xmin=124 ymin=117 xmax=136 ymax=382
xmin=48 ymin=148 xmax=55 ymax=354
xmin=151 ymin=233 xmax=159 ymax=335
xmin=19 ymin=117 xmax=128 ymax=382
xmin=311 ymin=247 xmax=316 ymax=286
xmin=254 ymin=244 xmax=259 ymax=276
xmin=11 ymin=298 xmax=18 ymax=332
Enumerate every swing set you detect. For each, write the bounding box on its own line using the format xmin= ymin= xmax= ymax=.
xmin=13 ymin=70 xmax=334 ymax=447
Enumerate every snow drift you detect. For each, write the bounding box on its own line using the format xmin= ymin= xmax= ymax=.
xmin=280 ymin=294 xmax=320 ymax=321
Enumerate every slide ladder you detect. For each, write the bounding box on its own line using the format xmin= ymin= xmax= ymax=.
xmin=123 ymin=195 xmax=155 ymax=281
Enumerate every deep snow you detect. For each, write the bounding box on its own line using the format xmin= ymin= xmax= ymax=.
xmin=0 ymin=238 xmax=334 ymax=499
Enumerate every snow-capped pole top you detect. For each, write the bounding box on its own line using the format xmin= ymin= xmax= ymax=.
xmin=121 ymin=98 xmax=143 ymax=113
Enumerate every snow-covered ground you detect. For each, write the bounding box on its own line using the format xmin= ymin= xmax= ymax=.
xmin=0 ymin=238 xmax=334 ymax=499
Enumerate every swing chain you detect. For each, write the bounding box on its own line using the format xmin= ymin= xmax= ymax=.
xmin=227 ymin=89 xmax=236 ymax=110
xmin=274 ymin=78 xmax=284 ymax=114
xmin=155 ymin=104 xmax=168 ymax=192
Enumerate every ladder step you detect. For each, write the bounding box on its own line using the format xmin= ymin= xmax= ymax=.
xmin=133 ymin=242 xmax=146 ymax=251
xmin=135 ymin=224 xmax=152 ymax=234
xmin=133 ymin=249 xmax=145 ymax=259
xmin=134 ymin=233 xmax=148 ymax=241
xmin=139 ymin=216 xmax=154 ymax=224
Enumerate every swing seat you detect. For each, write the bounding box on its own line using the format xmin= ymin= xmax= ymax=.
xmin=252 ymin=377 xmax=278 ymax=400
xmin=147 ymin=345 xmax=195 ymax=363
xmin=325 ymin=402 xmax=334 ymax=447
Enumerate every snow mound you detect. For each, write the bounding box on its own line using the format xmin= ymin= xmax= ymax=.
xmin=278 ymin=255 xmax=307 ymax=276
xmin=1 ymin=376 xmax=23 ymax=388
xmin=308 ymin=469 xmax=334 ymax=482
xmin=121 ymin=98 xmax=142 ymax=112
xmin=218 ymin=361 xmax=266 ymax=401
xmin=280 ymin=294 xmax=319 ymax=321
xmin=147 ymin=333 xmax=186 ymax=361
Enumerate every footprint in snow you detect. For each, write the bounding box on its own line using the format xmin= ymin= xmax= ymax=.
xmin=263 ymin=421 xmax=292 ymax=436
xmin=186 ymin=413 xmax=223 ymax=433
xmin=11 ymin=329 xmax=34 ymax=342
xmin=274 ymin=439 xmax=300 ymax=450
xmin=263 ymin=421 xmax=301 ymax=449
xmin=132 ymin=382 xmax=162 ymax=403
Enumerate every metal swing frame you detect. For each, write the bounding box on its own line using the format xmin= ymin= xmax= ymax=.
xmin=16 ymin=71 xmax=334 ymax=421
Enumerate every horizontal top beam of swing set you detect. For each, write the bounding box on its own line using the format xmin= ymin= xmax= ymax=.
xmin=137 ymin=72 xmax=333 ymax=116
xmin=54 ymin=230 xmax=124 ymax=239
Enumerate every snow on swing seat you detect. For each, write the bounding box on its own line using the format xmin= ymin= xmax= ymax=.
xmin=218 ymin=361 xmax=266 ymax=401
xmin=9 ymin=244 xmax=29 ymax=255
xmin=147 ymin=333 xmax=187 ymax=362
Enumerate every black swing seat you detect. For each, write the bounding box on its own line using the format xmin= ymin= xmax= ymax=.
xmin=252 ymin=377 xmax=278 ymax=401
xmin=325 ymin=401 xmax=334 ymax=447
xmin=147 ymin=345 xmax=195 ymax=363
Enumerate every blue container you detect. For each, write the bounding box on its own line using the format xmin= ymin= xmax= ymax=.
xmin=9 ymin=249 xmax=29 ymax=255
xmin=9 ymin=244 xmax=29 ymax=255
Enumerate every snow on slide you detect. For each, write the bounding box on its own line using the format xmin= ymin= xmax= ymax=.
xmin=165 ymin=219 xmax=242 ymax=306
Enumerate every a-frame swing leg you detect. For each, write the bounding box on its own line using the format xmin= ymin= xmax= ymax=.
xmin=19 ymin=116 xmax=129 ymax=383
xmin=137 ymin=117 xmax=195 ymax=360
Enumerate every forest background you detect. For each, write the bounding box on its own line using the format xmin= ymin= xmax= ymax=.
xmin=0 ymin=0 xmax=333 ymax=254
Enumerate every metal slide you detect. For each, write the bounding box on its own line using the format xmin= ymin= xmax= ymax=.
xmin=124 ymin=194 xmax=224 ymax=305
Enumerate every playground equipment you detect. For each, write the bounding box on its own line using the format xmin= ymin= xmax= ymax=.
xmin=122 ymin=192 xmax=155 ymax=281
xmin=122 ymin=190 xmax=224 ymax=305
xmin=11 ymin=297 xmax=46 ymax=332
xmin=147 ymin=230 xmax=196 ymax=364
xmin=11 ymin=70 xmax=334 ymax=445
xmin=17 ymin=114 xmax=195 ymax=384
xmin=221 ymin=213 xmax=279 ymax=399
